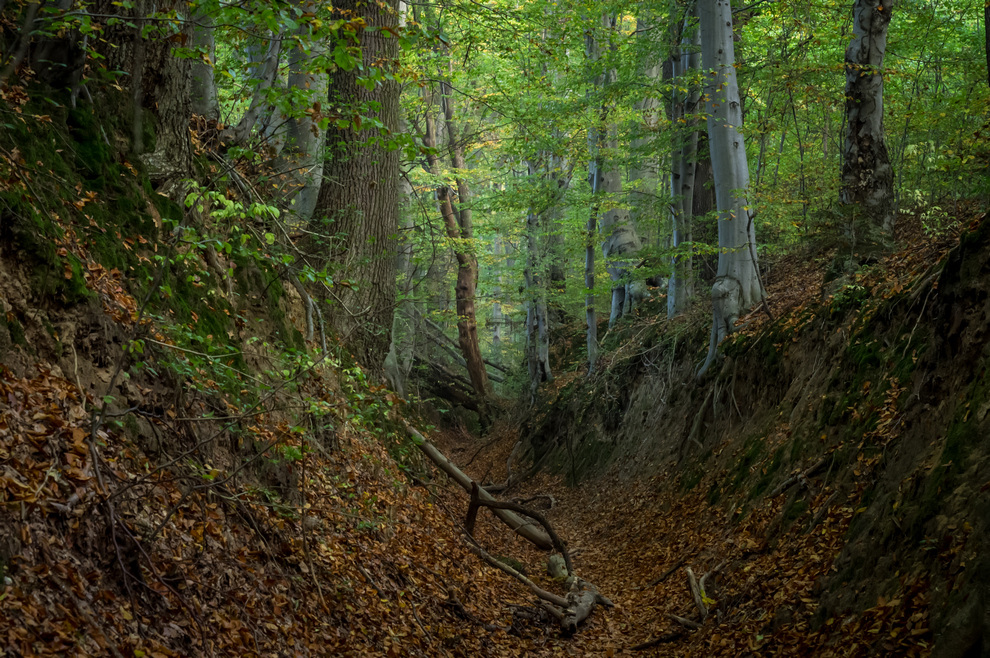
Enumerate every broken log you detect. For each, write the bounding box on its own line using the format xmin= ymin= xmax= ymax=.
xmin=406 ymin=424 xmax=554 ymax=550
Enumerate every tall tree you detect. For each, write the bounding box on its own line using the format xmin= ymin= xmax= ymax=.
xmin=698 ymin=0 xmax=763 ymax=375
xmin=421 ymin=83 xmax=489 ymax=403
xmin=667 ymin=3 xmax=703 ymax=318
xmin=312 ymin=0 xmax=401 ymax=369
xmin=841 ymin=0 xmax=895 ymax=237
xmin=595 ymin=15 xmax=644 ymax=327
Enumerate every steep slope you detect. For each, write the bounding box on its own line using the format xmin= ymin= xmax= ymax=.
xmin=462 ymin=213 xmax=989 ymax=656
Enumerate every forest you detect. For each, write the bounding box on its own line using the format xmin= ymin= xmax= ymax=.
xmin=1 ymin=0 xmax=989 ymax=655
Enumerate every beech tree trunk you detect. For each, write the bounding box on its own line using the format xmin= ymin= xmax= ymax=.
xmin=189 ymin=5 xmax=219 ymax=121
xmin=698 ymin=0 xmax=763 ymax=376
xmin=841 ymin=0 xmax=895 ymax=237
xmin=668 ymin=5 xmax=702 ymax=318
xmin=231 ymin=32 xmax=284 ymax=145
xmin=593 ymin=17 xmax=643 ymax=328
xmin=584 ymin=23 xmax=603 ymax=373
xmin=312 ymin=0 xmax=400 ymax=370
xmin=525 ymin=162 xmax=553 ymax=403
xmin=281 ymin=0 xmax=328 ymax=224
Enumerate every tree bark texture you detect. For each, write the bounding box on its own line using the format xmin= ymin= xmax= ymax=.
xmin=312 ymin=0 xmax=400 ymax=370
xmin=593 ymin=17 xmax=643 ymax=328
xmin=524 ymin=163 xmax=553 ymax=403
xmin=281 ymin=0 xmax=329 ymax=224
xmin=668 ymin=7 xmax=702 ymax=318
xmin=189 ymin=6 xmax=219 ymax=121
xmin=698 ymin=0 xmax=762 ymax=374
xmin=422 ymin=94 xmax=489 ymax=403
xmin=841 ymin=0 xmax=895 ymax=236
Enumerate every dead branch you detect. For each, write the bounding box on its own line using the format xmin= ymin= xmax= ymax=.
xmin=471 ymin=498 xmax=572 ymax=576
xmin=807 ymin=491 xmax=839 ymax=533
xmin=406 ymin=424 xmax=553 ymax=550
xmin=768 ymin=457 xmax=827 ymax=498
xmin=686 ymin=567 xmax=707 ymax=620
xmin=640 ymin=554 xmax=688 ymax=589
xmin=445 ymin=592 xmax=506 ymax=633
xmin=668 ymin=614 xmax=702 ymax=630
xmin=464 ymin=540 xmax=569 ymax=609
xmin=465 ymin=482 xmax=481 ymax=536
xmin=631 ymin=630 xmax=685 ymax=650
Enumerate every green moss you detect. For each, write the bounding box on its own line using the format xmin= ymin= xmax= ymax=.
xmin=729 ymin=435 xmax=765 ymax=493
xmin=753 ymin=444 xmax=786 ymax=499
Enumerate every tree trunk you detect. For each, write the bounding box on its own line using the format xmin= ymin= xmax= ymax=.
xmin=593 ymin=17 xmax=642 ymax=328
xmin=668 ymin=6 xmax=702 ymax=318
xmin=525 ymin=162 xmax=553 ymax=403
xmin=312 ymin=0 xmax=400 ymax=370
xmin=584 ymin=24 xmax=603 ymax=374
xmin=231 ymin=32 xmax=284 ymax=145
xmin=698 ymin=0 xmax=763 ymax=376
xmin=281 ymin=1 xmax=328 ymax=224
xmin=422 ymin=90 xmax=489 ymax=404
xmin=841 ymin=0 xmax=895 ymax=238
xmin=189 ymin=6 xmax=219 ymax=121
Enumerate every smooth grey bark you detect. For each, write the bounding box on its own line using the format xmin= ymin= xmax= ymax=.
xmin=524 ymin=161 xmax=554 ymax=403
xmin=698 ymin=0 xmax=763 ymax=376
xmin=280 ymin=1 xmax=328 ymax=224
xmin=595 ymin=18 xmax=643 ymax=328
xmin=585 ymin=21 xmax=603 ymax=373
xmin=841 ymin=0 xmax=895 ymax=237
xmin=231 ymin=32 xmax=284 ymax=145
xmin=667 ymin=6 xmax=702 ymax=318
xmin=189 ymin=5 xmax=219 ymax=121
xmin=384 ymin=176 xmax=416 ymax=398
xmin=629 ymin=16 xmax=661 ymax=243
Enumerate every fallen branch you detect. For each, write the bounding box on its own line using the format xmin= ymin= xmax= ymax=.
xmin=768 ymin=457 xmax=827 ymax=498
xmin=631 ymin=630 xmax=685 ymax=650
xmin=686 ymin=567 xmax=707 ymax=620
xmin=640 ymin=554 xmax=688 ymax=589
xmin=668 ymin=614 xmax=702 ymax=630
xmin=464 ymin=540 xmax=569 ymax=609
xmin=406 ymin=424 xmax=553 ymax=550
xmin=471 ymin=497 xmax=572 ymax=577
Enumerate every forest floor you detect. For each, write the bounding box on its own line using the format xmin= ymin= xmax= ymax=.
xmin=427 ymin=213 xmax=973 ymax=657
xmin=0 ymin=197 xmax=979 ymax=656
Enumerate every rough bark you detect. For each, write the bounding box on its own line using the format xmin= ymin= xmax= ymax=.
xmin=138 ymin=7 xmax=193 ymax=189
xmin=698 ymin=0 xmax=763 ymax=376
xmin=668 ymin=5 xmax=702 ymax=318
xmin=841 ymin=0 xmax=895 ymax=237
xmin=312 ymin=0 xmax=400 ymax=370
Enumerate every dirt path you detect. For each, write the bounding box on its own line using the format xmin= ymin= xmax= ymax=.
xmin=430 ymin=417 xmax=931 ymax=657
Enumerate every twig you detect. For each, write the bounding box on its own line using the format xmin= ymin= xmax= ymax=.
xmin=668 ymin=614 xmax=702 ymax=630
xmin=768 ymin=457 xmax=827 ymax=498
xmin=640 ymin=554 xmax=688 ymax=589
xmin=357 ymin=564 xmax=387 ymax=601
xmin=631 ymin=630 xmax=685 ymax=650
